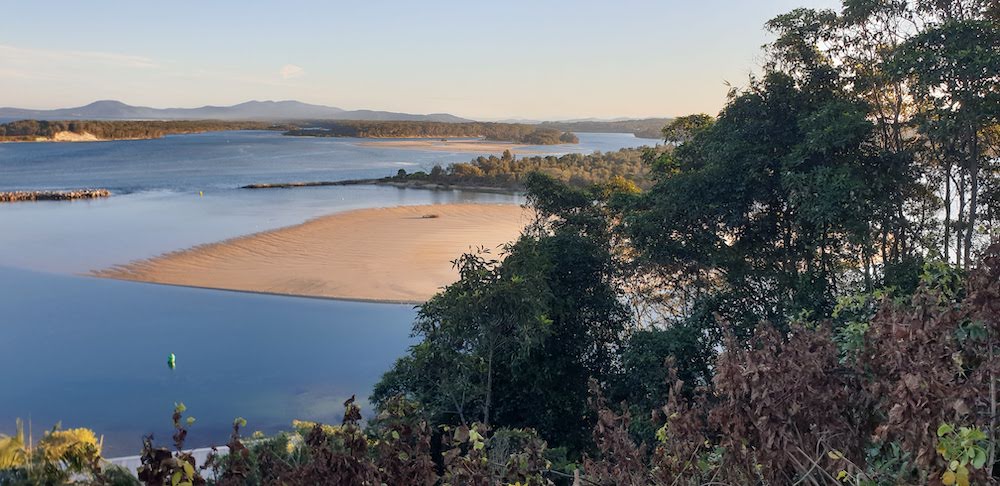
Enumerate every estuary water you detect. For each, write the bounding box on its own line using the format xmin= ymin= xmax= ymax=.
xmin=0 ymin=131 xmax=658 ymax=454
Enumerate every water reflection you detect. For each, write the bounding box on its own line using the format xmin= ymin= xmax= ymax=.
xmin=0 ymin=267 xmax=416 ymax=455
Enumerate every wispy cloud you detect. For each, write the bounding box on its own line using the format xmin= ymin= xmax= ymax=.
xmin=0 ymin=44 xmax=294 ymax=89
xmin=279 ymin=64 xmax=305 ymax=80
xmin=0 ymin=44 xmax=159 ymax=70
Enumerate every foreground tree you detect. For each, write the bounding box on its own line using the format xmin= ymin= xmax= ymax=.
xmin=374 ymin=173 xmax=630 ymax=453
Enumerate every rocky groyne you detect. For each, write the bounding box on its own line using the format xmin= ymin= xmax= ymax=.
xmin=0 ymin=189 xmax=111 ymax=203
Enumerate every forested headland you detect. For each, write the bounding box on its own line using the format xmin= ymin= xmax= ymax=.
xmin=386 ymin=147 xmax=656 ymax=191
xmin=2 ymin=0 xmax=999 ymax=485
xmin=283 ymin=120 xmax=579 ymax=144
xmin=0 ymin=120 xmax=281 ymax=142
xmin=243 ymin=147 xmax=658 ymax=193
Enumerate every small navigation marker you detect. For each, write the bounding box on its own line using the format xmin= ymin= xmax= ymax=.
xmin=167 ymin=353 xmax=176 ymax=369
xmin=199 ymin=191 xmax=204 ymax=197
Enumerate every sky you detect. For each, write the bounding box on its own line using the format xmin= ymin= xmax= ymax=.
xmin=0 ymin=0 xmax=841 ymax=120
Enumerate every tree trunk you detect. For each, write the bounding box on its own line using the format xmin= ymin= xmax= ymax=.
xmin=957 ymin=171 xmax=966 ymax=269
xmin=863 ymin=244 xmax=873 ymax=293
xmin=944 ymin=160 xmax=952 ymax=264
xmin=484 ymin=344 xmax=494 ymax=428
xmin=964 ymin=132 xmax=979 ymax=270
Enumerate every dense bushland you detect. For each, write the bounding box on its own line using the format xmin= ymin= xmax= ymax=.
xmin=388 ymin=147 xmax=656 ymax=190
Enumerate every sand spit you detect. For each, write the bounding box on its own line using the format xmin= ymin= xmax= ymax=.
xmin=92 ymin=204 xmax=532 ymax=303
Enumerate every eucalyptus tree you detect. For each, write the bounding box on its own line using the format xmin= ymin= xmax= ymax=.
xmin=892 ymin=15 xmax=1000 ymax=267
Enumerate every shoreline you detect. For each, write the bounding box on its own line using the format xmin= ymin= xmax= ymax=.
xmin=84 ymin=277 xmax=427 ymax=305
xmin=91 ymin=203 xmax=532 ymax=303
xmin=242 ymin=178 xmax=521 ymax=195
xmin=355 ymin=139 xmax=548 ymax=153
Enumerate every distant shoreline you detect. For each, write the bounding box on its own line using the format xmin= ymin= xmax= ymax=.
xmin=356 ymin=139 xmax=546 ymax=153
xmin=0 ymin=132 xmax=154 ymax=143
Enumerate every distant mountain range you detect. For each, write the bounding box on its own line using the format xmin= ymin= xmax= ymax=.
xmin=0 ymin=100 xmax=472 ymax=123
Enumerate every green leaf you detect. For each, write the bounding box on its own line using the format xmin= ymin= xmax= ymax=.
xmin=171 ymin=471 xmax=182 ymax=486
xmin=972 ymin=449 xmax=986 ymax=469
xmin=938 ymin=423 xmax=954 ymax=437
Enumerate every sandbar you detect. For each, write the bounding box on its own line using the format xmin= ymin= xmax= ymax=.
xmin=91 ymin=204 xmax=532 ymax=303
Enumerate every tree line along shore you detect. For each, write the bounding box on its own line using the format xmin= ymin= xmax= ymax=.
xmin=1 ymin=119 xmax=577 ymax=145
xmin=283 ymin=120 xmax=580 ymax=145
xmin=0 ymin=118 xmax=670 ymax=144
xmin=0 ymin=120 xmax=281 ymax=142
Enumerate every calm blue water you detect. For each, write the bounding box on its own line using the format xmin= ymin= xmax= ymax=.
xmin=0 ymin=131 xmax=657 ymax=193
xmin=0 ymin=186 xmax=522 ymax=274
xmin=0 ymin=267 xmax=417 ymax=455
xmin=0 ymin=131 xmax=656 ymax=455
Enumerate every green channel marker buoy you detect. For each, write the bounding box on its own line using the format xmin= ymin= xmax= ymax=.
xmin=167 ymin=353 xmax=176 ymax=369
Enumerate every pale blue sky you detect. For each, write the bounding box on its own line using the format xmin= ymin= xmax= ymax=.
xmin=0 ymin=0 xmax=840 ymax=119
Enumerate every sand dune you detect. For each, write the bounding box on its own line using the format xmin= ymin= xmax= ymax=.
xmin=45 ymin=131 xmax=101 ymax=142
xmin=92 ymin=204 xmax=532 ymax=303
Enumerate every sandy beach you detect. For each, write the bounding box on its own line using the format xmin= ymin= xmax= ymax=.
xmin=92 ymin=204 xmax=532 ymax=303
xmin=357 ymin=139 xmax=545 ymax=154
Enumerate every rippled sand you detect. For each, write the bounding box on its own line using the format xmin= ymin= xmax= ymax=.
xmin=92 ymin=204 xmax=531 ymax=303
